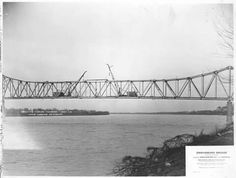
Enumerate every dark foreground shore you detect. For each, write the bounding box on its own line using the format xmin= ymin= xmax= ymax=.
xmin=113 ymin=122 xmax=234 ymax=176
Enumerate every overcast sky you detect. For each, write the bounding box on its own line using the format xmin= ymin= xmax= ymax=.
xmin=3 ymin=1 xmax=233 ymax=112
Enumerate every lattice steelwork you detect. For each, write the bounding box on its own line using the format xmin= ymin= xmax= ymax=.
xmin=2 ymin=66 xmax=233 ymax=100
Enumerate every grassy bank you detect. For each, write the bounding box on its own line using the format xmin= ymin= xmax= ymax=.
xmin=112 ymin=123 xmax=233 ymax=176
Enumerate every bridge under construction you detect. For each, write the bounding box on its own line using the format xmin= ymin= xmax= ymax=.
xmin=2 ymin=66 xmax=233 ymax=100
xmin=2 ymin=66 xmax=234 ymax=123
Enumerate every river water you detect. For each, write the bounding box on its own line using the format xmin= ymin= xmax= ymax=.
xmin=3 ymin=114 xmax=226 ymax=176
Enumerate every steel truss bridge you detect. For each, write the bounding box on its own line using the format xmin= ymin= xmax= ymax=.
xmin=2 ymin=66 xmax=234 ymax=101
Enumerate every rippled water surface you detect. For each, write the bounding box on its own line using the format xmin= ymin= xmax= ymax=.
xmin=3 ymin=114 xmax=226 ymax=176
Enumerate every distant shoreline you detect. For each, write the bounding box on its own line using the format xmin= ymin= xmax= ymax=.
xmin=5 ymin=113 xmax=110 ymax=117
xmin=111 ymin=111 xmax=228 ymax=115
xmin=5 ymin=108 xmax=110 ymax=117
xmin=5 ymin=106 xmax=232 ymax=117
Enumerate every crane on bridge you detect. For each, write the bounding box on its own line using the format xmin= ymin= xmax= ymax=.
xmin=106 ymin=64 xmax=137 ymax=97
xmin=53 ymin=71 xmax=87 ymax=97
xmin=106 ymin=64 xmax=122 ymax=96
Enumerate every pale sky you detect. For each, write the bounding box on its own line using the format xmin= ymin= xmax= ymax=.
xmin=3 ymin=1 xmax=233 ymax=112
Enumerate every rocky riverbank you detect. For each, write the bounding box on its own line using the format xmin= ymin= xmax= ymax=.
xmin=113 ymin=123 xmax=233 ymax=176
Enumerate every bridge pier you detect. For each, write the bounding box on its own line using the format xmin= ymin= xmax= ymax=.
xmin=226 ymin=100 xmax=233 ymax=125
xmin=0 ymin=99 xmax=3 ymax=176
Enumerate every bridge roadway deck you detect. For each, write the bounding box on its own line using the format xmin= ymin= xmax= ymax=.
xmin=3 ymin=96 xmax=230 ymax=100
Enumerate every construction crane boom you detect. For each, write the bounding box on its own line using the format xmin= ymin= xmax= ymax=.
xmin=107 ymin=64 xmax=116 ymax=81
xmin=69 ymin=71 xmax=87 ymax=95
xmin=106 ymin=64 xmax=122 ymax=96
xmin=58 ymin=71 xmax=87 ymax=97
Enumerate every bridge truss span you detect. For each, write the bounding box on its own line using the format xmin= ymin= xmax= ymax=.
xmin=2 ymin=66 xmax=233 ymax=100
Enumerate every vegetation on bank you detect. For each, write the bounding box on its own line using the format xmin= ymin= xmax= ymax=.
xmin=112 ymin=123 xmax=233 ymax=176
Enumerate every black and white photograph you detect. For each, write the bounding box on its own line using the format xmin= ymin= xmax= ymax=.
xmin=0 ymin=0 xmax=234 ymax=177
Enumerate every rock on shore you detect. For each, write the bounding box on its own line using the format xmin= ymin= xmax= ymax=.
xmin=113 ymin=123 xmax=233 ymax=176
